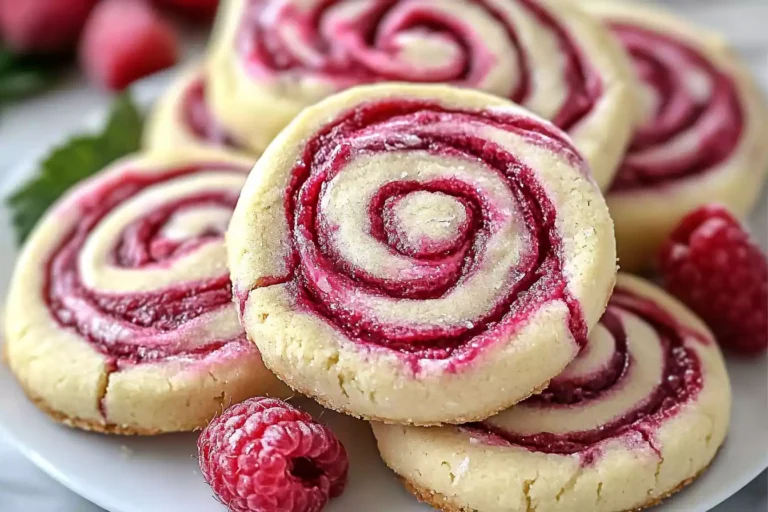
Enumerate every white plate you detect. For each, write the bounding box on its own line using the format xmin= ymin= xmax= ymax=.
xmin=0 ymin=75 xmax=766 ymax=512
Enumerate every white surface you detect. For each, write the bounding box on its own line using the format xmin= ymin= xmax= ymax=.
xmin=0 ymin=69 xmax=766 ymax=512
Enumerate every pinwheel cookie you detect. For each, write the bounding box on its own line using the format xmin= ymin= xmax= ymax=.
xmin=584 ymin=2 xmax=768 ymax=270
xmin=4 ymin=150 xmax=287 ymax=435
xmin=372 ymin=274 xmax=731 ymax=512
xmin=143 ymin=65 xmax=252 ymax=155
xmin=227 ymin=84 xmax=617 ymax=425
xmin=207 ymin=0 xmax=636 ymax=189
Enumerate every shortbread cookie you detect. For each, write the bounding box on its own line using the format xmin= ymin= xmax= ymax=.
xmin=143 ymin=65 xmax=252 ymax=155
xmin=372 ymin=273 xmax=731 ymax=512
xmin=207 ymin=0 xmax=636 ymax=189
xmin=227 ymin=84 xmax=617 ymax=425
xmin=4 ymin=150 xmax=287 ymax=435
xmin=585 ymin=2 xmax=768 ymax=270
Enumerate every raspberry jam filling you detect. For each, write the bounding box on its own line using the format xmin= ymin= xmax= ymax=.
xmin=182 ymin=78 xmax=242 ymax=148
xmin=466 ymin=286 xmax=706 ymax=458
xmin=245 ymin=98 xmax=588 ymax=366
xmin=44 ymin=164 xmax=249 ymax=367
xmin=609 ymin=24 xmax=743 ymax=190
xmin=238 ymin=0 xmax=601 ymax=130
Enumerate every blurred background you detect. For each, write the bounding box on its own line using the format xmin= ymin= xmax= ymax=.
xmin=0 ymin=0 xmax=765 ymax=510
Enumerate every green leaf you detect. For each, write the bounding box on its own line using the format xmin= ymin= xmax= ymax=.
xmin=6 ymin=93 xmax=144 ymax=244
xmin=102 ymin=93 xmax=144 ymax=155
xmin=0 ymin=46 xmax=64 ymax=103
xmin=0 ymin=67 xmax=54 ymax=102
xmin=0 ymin=48 xmax=17 ymax=74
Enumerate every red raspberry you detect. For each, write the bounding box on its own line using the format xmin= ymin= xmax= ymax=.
xmin=659 ymin=204 xmax=767 ymax=355
xmin=198 ymin=398 xmax=349 ymax=512
xmin=0 ymin=0 xmax=97 ymax=54
xmin=79 ymin=0 xmax=179 ymax=91
xmin=153 ymin=0 xmax=220 ymax=20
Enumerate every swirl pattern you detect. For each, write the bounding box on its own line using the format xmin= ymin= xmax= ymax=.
xmin=242 ymin=0 xmax=596 ymax=127
xmin=371 ymin=274 xmax=731 ymax=512
xmin=229 ymin=84 xmax=616 ymax=424
xmin=182 ymin=78 xmax=242 ymax=148
xmin=144 ymin=67 xmax=248 ymax=153
xmin=607 ymin=25 xmax=742 ymax=189
xmin=47 ymin=166 xmax=241 ymax=363
xmin=209 ymin=0 xmax=636 ymax=187
xmin=470 ymin=282 xmax=708 ymax=457
xmin=5 ymin=152 xmax=284 ymax=434
xmin=584 ymin=3 xmax=768 ymax=271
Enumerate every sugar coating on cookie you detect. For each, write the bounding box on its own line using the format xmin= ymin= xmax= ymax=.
xmin=208 ymin=0 xmax=636 ymax=189
xmin=227 ymin=83 xmax=617 ymax=425
xmin=143 ymin=65 xmax=252 ymax=155
xmin=586 ymin=2 xmax=768 ymax=270
xmin=4 ymin=151 xmax=286 ymax=434
xmin=372 ymin=274 xmax=731 ymax=512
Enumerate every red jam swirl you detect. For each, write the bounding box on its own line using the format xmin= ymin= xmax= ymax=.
xmin=466 ymin=286 xmax=706 ymax=456
xmin=44 ymin=164 xmax=250 ymax=367
xmin=243 ymin=98 xmax=588 ymax=364
xmin=182 ymin=78 xmax=243 ymax=149
xmin=609 ymin=24 xmax=743 ymax=190
xmin=238 ymin=0 xmax=602 ymax=131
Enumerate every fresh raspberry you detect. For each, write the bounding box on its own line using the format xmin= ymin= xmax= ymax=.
xmin=0 ymin=0 xmax=97 ymax=54
xmin=78 ymin=0 xmax=179 ymax=91
xmin=659 ymin=204 xmax=767 ymax=355
xmin=198 ymin=398 xmax=349 ymax=512
xmin=152 ymin=0 xmax=220 ymax=20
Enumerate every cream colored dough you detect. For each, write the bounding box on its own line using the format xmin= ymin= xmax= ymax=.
xmin=143 ymin=64 xmax=258 ymax=159
xmin=207 ymin=0 xmax=637 ymax=189
xmin=4 ymin=149 xmax=288 ymax=435
xmin=585 ymin=2 xmax=768 ymax=271
xmin=372 ymin=274 xmax=731 ymax=512
xmin=227 ymin=83 xmax=617 ymax=425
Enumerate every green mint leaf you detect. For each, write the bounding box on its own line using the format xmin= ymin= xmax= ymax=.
xmin=6 ymin=93 xmax=144 ymax=244
xmin=102 ymin=93 xmax=144 ymax=156
xmin=0 ymin=46 xmax=64 ymax=103
xmin=0 ymin=67 xmax=54 ymax=102
xmin=0 ymin=48 xmax=17 ymax=74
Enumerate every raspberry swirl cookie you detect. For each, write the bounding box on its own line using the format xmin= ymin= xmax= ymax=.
xmin=372 ymin=274 xmax=731 ymax=512
xmin=227 ymin=84 xmax=617 ymax=425
xmin=143 ymin=65 xmax=253 ymax=155
xmin=208 ymin=0 xmax=636 ymax=189
xmin=4 ymin=151 xmax=286 ymax=434
xmin=584 ymin=2 xmax=768 ymax=270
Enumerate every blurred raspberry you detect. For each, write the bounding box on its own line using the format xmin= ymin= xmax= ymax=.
xmin=659 ymin=204 xmax=767 ymax=355
xmin=153 ymin=0 xmax=220 ymax=20
xmin=79 ymin=0 xmax=179 ymax=91
xmin=0 ymin=0 xmax=97 ymax=54
xmin=198 ymin=397 xmax=349 ymax=512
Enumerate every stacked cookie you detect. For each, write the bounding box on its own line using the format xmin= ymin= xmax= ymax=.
xmin=6 ymin=0 xmax=766 ymax=511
